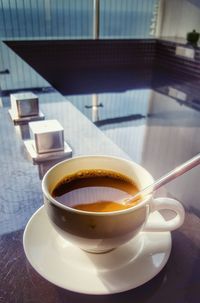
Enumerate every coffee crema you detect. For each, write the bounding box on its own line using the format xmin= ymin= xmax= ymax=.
xmin=52 ymin=169 xmax=140 ymax=212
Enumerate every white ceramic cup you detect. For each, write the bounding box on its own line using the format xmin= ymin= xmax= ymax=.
xmin=42 ymin=155 xmax=185 ymax=253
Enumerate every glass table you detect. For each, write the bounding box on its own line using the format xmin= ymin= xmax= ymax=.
xmin=0 ymin=42 xmax=200 ymax=303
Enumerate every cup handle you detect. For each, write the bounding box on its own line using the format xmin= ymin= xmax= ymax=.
xmin=144 ymin=197 xmax=185 ymax=232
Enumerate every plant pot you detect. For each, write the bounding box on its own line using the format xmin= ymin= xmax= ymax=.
xmin=187 ymin=30 xmax=200 ymax=47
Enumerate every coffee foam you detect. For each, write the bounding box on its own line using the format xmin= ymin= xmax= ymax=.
xmin=55 ymin=169 xmax=135 ymax=188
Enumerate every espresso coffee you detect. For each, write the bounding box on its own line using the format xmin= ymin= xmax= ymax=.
xmin=52 ymin=169 xmax=140 ymax=212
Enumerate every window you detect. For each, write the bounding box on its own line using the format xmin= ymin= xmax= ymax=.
xmin=0 ymin=0 xmax=158 ymax=40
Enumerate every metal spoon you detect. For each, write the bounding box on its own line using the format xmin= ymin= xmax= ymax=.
xmin=122 ymin=153 xmax=200 ymax=205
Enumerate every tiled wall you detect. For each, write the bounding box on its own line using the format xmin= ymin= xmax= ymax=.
xmin=5 ymin=39 xmax=156 ymax=94
xmin=6 ymin=39 xmax=156 ymax=69
xmin=155 ymin=39 xmax=200 ymax=78
xmin=4 ymin=38 xmax=200 ymax=95
xmin=153 ymin=40 xmax=200 ymax=112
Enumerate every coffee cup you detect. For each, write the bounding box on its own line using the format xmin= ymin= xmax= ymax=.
xmin=42 ymin=155 xmax=185 ymax=253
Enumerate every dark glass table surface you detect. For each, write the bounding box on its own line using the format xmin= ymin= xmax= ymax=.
xmin=0 ymin=43 xmax=200 ymax=303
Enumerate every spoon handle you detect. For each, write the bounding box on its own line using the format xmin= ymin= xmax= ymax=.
xmin=131 ymin=153 xmax=200 ymax=202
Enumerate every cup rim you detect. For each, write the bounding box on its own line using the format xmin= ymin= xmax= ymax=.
xmin=42 ymin=155 xmax=153 ymax=216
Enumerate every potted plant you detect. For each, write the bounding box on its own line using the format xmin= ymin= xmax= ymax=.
xmin=187 ymin=30 xmax=200 ymax=47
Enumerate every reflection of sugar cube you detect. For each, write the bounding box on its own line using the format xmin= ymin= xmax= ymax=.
xmin=10 ymin=92 xmax=39 ymax=117
xmin=29 ymin=120 xmax=64 ymax=154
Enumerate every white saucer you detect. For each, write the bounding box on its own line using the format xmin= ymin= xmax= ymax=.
xmin=23 ymin=206 xmax=171 ymax=295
